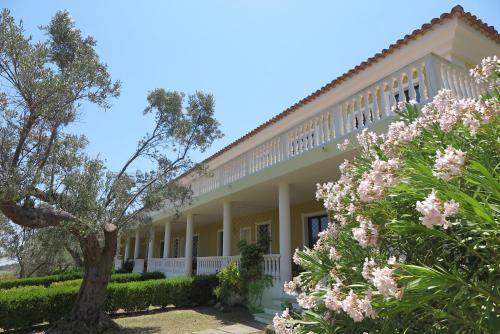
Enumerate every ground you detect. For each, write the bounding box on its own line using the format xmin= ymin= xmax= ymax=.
xmin=8 ymin=306 xmax=266 ymax=334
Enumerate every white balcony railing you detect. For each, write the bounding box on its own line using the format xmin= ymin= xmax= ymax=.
xmin=185 ymin=53 xmax=484 ymax=198
xmin=196 ymin=255 xmax=241 ymax=275
xmin=133 ymin=259 xmax=145 ymax=273
xmin=147 ymin=257 xmax=186 ymax=277
xmin=196 ymin=254 xmax=281 ymax=281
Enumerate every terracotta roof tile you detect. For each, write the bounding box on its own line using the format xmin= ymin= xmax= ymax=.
xmin=180 ymin=5 xmax=499 ymax=179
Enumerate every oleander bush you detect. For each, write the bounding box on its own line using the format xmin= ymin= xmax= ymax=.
xmin=0 ymin=275 xmax=217 ymax=330
xmin=274 ymin=57 xmax=499 ymax=333
xmin=0 ymin=271 xmax=165 ymax=290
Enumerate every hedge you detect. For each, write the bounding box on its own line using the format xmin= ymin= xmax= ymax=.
xmin=0 ymin=271 xmax=165 ymax=290
xmin=0 ymin=275 xmax=217 ymax=330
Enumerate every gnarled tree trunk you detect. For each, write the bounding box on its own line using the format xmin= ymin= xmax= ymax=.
xmin=47 ymin=224 xmax=120 ymax=334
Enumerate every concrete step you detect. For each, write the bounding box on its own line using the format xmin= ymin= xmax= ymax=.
xmin=263 ymin=307 xmax=281 ymax=316
xmin=253 ymin=312 xmax=274 ymax=325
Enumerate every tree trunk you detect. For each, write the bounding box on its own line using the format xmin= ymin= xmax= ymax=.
xmin=47 ymin=224 xmax=120 ymax=334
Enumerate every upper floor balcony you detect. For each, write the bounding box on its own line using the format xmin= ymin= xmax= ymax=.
xmin=168 ymin=53 xmax=484 ymax=212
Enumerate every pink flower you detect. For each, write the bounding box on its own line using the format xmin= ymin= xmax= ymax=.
xmin=329 ymin=247 xmax=341 ymax=261
xmin=337 ymin=138 xmax=350 ymax=151
xmin=273 ymin=308 xmax=294 ymax=334
xmin=416 ymin=190 xmax=460 ymax=229
xmin=372 ymin=267 xmax=400 ymax=298
xmin=342 ymin=290 xmax=365 ymax=322
xmin=352 ymin=216 xmax=378 ymax=248
xmin=297 ymin=293 xmax=317 ymax=309
xmin=433 ymin=146 xmax=466 ymax=181
xmin=357 ymin=158 xmax=400 ymax=203
xmin=325 ymin=289 xmax=343 ymax=312
xmin=362 ymin=258 xmax=376 ymax=283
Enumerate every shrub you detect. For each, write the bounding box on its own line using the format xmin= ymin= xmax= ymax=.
xmin=0 ymin=271 xmax=83 ymax=290
xmin=274 ymin=57 xmax=500 ymax=333
xmin=238 ymin=236 xmax=272 ymax=311
xmin=214 ymin=261 xmax=242 ymax=306
xmin=0 ymin=275 xmax=217 ymax=330
xmin=0 ymin=271 xmax=165 ymax=290
xmin=115 ymin=260 xmax=134 ymax=273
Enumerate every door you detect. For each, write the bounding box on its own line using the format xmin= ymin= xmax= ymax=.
xmin=217 ymin=230 xmax=223 ymax=256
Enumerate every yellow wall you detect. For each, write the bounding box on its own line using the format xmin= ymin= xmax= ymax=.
xmin=148 ymin=200 xmax=326 ymax=258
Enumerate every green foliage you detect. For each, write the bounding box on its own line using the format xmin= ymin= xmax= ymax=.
xmin=214 ymin=261 xmax=242 ymax=306
xmin=0 ymin=271 xmax=165 ymax=290
xmin=0 ymin=275 xmax=217 ymax=330
xmin=238 ymin=235 xmax=273 ymax=311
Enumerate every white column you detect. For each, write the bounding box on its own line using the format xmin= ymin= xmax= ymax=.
xmin=147 ymin=226 xmax=155 ymax=261
xmin=222 ymin=201 xmax=232 ymax=256
xmin=124 ymin=237 xmax=130 ymax=260
xmin=163 ymin=221 xmax=171 ymax=258
xmin=134 ymin=230 xmax=140 ymax=259
xmin=184 ymin=213 xmax=194 ymax=275
xmin=116 ymin=235 xmax=122 ymax=257
xmin=279 ymin=182 xmax=292 ymax=282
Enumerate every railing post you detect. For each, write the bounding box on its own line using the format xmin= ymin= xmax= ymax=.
xmin=424 ymin=55 xmax=444 ymax=98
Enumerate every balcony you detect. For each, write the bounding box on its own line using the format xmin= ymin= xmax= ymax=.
xmin=181 ymin=53 xmax=483 ymax=201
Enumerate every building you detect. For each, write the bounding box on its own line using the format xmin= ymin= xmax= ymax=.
xmin=115 ymin=5 xmax=499 ymax=322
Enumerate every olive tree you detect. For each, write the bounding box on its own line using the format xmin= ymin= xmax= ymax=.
xmin=0 ymin=10 xmax=222 ymax=333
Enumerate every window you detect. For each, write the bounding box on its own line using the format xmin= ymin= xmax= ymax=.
xmin=160 ymin=241 xmax=165 ymax=258
xmin=173 ymin=238 xmax=179 ymax=258
xmin=256 ymin=222 xmax=271 ymax=254
xmin=217 ymin=230 xmax=223 ymax=256
xmin=240 ymin=227 xmax=252 ymax=245
xmin=307 ymin=215 xmax=328 ymax=249
xmin=193 ymin=235 xmax=199 ymax=258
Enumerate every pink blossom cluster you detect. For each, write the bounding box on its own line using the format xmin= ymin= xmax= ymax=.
xmin=273 ymin=308 xmax=294 ymax=334
xmin=380 ymin=120 xmax=421 ymax=156
xmin=470 ymin=55 xmax=500 ymax=88
xmin=362 ymin=258 xmax=401 ymax=298
xmin=341 ymin=290 xmax=377 ymax=322
xmin=297 ymin=292 xmax=317 ymax=309
xmin=433 ymin=146 xmax=466 ymax=181
xmin=357 ymin=158 xmax=401 ymax=203
xmin=337 ymin=138 xmax=350 ymax=151
xmin=352 ymin=216 xmax=378 ymax=248
xmin=421 ymin=90 xmax=497 ymax=136
xmin=329 ymin=247 xmax=342 ymax=261
xmin=357 ymin=129 xmax=379 ymax=152
xmin=416 ymin=189 xmax=460 ymax=229
xmin=372 ymin=267 xmax=401 ymax=298
xmin=283 ymin=276 xmax=302 ymax=297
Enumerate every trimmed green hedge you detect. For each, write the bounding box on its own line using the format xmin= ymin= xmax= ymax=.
xmin=0 ymin=271 xmax=165 ymax=290
xmin=0 ymin=272 xmax=83 ymax=290
xmin=0 ymin=275 xmax=217 ymax=330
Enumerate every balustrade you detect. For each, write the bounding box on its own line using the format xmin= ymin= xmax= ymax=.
xmin=185 ymin=54 xmax=483 ymax=199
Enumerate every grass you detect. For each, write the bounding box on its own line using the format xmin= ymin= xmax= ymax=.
xmin=10 ymin=306 xmax=265 ymax=334
xmin=110 ymin=306 xmax=265 ymax=334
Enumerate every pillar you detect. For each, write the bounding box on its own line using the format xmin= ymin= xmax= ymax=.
xmin=163 ymin=221 xmax=171 ymax=258
xmin=116 ymin=235 xmax=122 ymax=257
xmin=279 ymin=182 xmax=292 ymax=282
xmin=124 ymin=237 xmax=130 ymax=260
xmin=134 ymin=230 xmax=140 ymax=259
xmin=147 ymin=226 xmax=155 ymax=260
xmin=184 ymin=213 xmax=194 ymax=275
xmin=222 ymin=201 xmax=232 ymax=256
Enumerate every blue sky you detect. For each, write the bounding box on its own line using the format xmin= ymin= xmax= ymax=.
xmin=4 ymin=1 xmax=500 ymax=172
